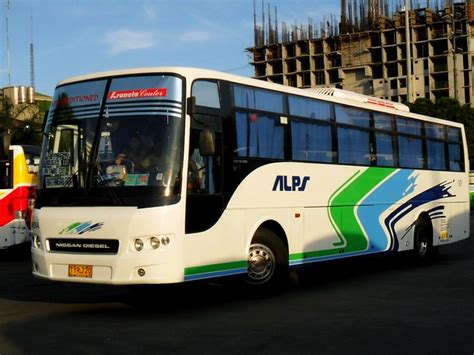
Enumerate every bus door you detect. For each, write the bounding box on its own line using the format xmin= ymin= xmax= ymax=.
xmin=186 ymin=80 xmax=224 ymax=234
xmin=186 ymin=115 xmax=224 ymax=234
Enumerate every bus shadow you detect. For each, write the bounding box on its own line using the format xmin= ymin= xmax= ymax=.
xmin=0 ymin=243 xmax=31 ymax=262
xmin=290 ymin=241 xmax=472 ymax=291
xmin=0 ymin=236 xmax=471 ymax=307
xmin=2 ymin=244 xmax=473 ymax=355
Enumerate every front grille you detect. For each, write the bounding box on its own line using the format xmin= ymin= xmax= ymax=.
xmin=47 ymin=238 xmax=119 ymax=254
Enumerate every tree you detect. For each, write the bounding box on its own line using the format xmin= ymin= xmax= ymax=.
xmin=0 ymin=95 xmax=47 ymax=146
xmin=408 ymin=98 xmax=436 ymax=117
xmin=409 ymin=97 xmax=474 ymax=164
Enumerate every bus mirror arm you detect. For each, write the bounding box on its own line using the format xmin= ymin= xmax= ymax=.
xmin=187 ymin=96 xmax=196 ymax=116
xmin=199 ymin=127 xmax=215 ymax=157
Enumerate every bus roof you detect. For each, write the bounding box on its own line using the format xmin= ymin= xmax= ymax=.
xmin=56 ymin=66 xmax=464 ymax=129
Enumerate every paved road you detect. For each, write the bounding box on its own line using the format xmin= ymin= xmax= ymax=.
xmin=0 ymin=216 xmax=473 ymax=355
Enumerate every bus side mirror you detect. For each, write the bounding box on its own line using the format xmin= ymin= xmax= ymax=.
xmin=0 ymin=130 xmax=11 ymax=160
xmin=199 ymin=128 xmax=215 ymax=156
xmin=187 ymin=96 xmax=196 ymax=116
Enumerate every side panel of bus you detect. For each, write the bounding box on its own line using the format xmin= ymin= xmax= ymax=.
xmin=470 ymin=172 xmax=474 ymax=208
xmin=0 ymin=146 xmax=37 ymax=249
xmin=184 ymin=163 xmax=469 ymax=280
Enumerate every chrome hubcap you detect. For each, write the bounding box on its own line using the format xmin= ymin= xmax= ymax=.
xmin=247 ymin=243 xmax=275 ymax=284
xmin=418 ymin=239 xmax=428 ymax=256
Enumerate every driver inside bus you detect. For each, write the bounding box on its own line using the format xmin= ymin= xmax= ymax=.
xmin=106 ymin=153 xmax=128 ymax=186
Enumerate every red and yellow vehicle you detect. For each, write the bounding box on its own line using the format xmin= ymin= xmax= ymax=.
xmin=0 ymin=143 xmax=40 ymax=249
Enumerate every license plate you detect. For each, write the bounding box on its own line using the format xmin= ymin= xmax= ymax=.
xmin=68 ymin=264 xmax=93 ymax=278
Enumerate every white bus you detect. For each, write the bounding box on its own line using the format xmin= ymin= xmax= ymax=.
xmin=470 ymin=171 xmax=474 ymax=208
xmin=31 ymin=67 xmax=470 ymax=289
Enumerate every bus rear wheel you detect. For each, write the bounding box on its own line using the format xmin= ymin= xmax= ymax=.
xmin=245 ymin=228 xmax=288 ymax=291
xmin=413 ymin=217 xmax=438 ymax=261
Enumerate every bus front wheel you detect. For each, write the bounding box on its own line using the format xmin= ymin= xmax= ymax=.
xmin=245 ymin=228 xmax=288 ymax=290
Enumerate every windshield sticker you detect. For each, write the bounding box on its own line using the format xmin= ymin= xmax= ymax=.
xmin=124 ymin=174 xmax=149 ymax=186
xmin=43 ymin=152 xmax=72 ymax=188
xmin=53 ymin=94 xmax=100 ymax=108
xmin=45 ymin=176 xmax=72 ymax=188
xmin=108 ymin=88 xmax=167 ymax=100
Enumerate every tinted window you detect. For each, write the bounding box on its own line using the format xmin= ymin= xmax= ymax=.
xmin=288 ymin=96 xmax=333 ymax=120
xmin=235 ymin=111 xmax=284 ymax=159
xmin=447 ymin=127 xmax=461 ymax=142
xmin=426 ymin=140 xmax=446 ymax=170
xmin=398 ymin=136 xmax=423 ymax=168
xmin=397 ymin=117 xmax=422 ymax=135
xmin=374 ymin=113 xmax=392 ymax=130
xmin=425 ymin=122 xmax=445 ymax=139
xmin=192 ymin=81 xmax=220 ymax=108
xmin=375 ymin=132 xmax=395 ymax=167
xmin=335 ymin=105 xmax=370 ymax=127
xmin=338 ymin=127 xmax=370 ymax=165
xmin=234 ymin=85 xmax=284 ymax=113
xmin=448 ymin=143 xmax=462 ymax=171
xmin=291 ymin=120 xmax=332 ymax=162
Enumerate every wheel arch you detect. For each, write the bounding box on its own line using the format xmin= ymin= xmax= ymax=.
xmin=416 ymin=211 xmax=433 ymax=239
xmin=412 ymin=210 xmax=438 ymax=260
xmin=252 ymin=219 xmax=289 ymax=253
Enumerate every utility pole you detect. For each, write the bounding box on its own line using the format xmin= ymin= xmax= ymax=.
xmin=4 ymin=0 xmax=11 ymax=86
xmin=405 ymin=0 xmax=413 ymax=102
xmin=30 ymin=11 xmax=35 ymax=89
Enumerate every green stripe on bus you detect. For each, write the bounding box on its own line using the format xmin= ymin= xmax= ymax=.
xmin=327 ymin=170 xmax=361 ymax=247
xmin=289 ymin=248 xmax=342 ymax=261
xmin=185 ymin=260 xmax=247 ymax=276
xmin=328 ymin=167 xmax=396 ymax=253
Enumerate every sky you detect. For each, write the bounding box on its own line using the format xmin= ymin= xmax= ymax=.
xmin=1 ymin=0 xmax=340 ymax=96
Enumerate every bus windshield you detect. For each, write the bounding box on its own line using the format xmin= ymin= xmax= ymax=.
xmin=37 ymin=74 xmax=184 ymax=208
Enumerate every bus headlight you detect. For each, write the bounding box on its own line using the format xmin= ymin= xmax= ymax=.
xmin=161 ymin=236 xmax=170 ymax=246
xmin=150 ymin=237 xmax=160 ymax=249
xmin=134 ymin=239 xmax=144 ymax=251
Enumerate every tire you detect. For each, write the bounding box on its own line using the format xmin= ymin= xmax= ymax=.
xmin=413 ymin=217 xmax=438 ymax=261
xmin=245 ymin=228 xmax=288 ymax=291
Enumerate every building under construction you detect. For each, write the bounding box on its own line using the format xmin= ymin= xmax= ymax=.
xmin=248 ymin=0 xmax=474 ymax=105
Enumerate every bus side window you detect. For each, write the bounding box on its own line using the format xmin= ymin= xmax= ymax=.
xmin=235 ymin=111 xmax=285 ymax=159
xmin=291 ymin=119 xmax=332 ymax=162
xmin=448 ymin=143 xmax=462 ymax=171
xmin=374 ymin=132 xmax=395 ymax=167
xmin=447 ymin=127 xmax=464 ymax=172
xmin=193 ymin=81 xmax=221 ymax=109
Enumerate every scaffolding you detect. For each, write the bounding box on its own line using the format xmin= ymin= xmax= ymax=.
xmin=248 ymin=0 xmax=474 ymax=104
